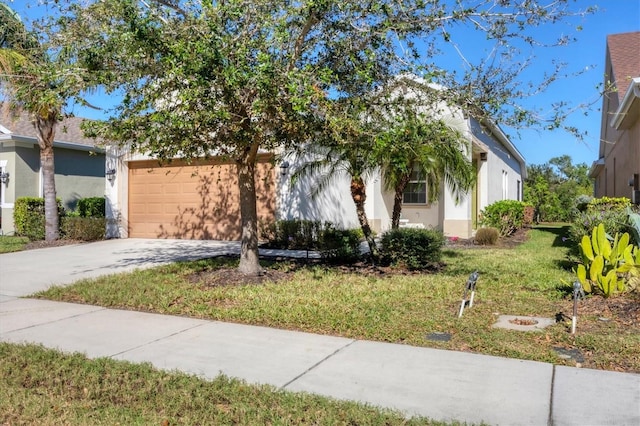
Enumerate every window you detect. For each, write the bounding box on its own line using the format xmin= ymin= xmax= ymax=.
xmin=517 ymin=180 xmax=521 ymax=201
xmin=403 ymin=167 xmax=427 ymax=204
xmin=502 ymin=170 xmax=508 ymax=199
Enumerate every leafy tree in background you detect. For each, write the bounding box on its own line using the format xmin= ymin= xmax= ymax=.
xmin=524 ymin=155 xmax=592 ymax=222
xmin=50 ymin=0 xmax=594 ymax=274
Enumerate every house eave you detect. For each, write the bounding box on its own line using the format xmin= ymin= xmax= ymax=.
xmin=480 ymin=119 xmax=527 ymax=179
xmin=589 ymin=158 xmax=605 ymax=178
xmin=611 ymin=77 xmax=640 ymax=130
xmin=0 ymin=135 xmax=104 ymax=153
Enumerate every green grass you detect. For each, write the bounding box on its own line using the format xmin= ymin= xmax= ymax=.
xmin=35 ymin=225 xmax=640 ymax=372
xmin=0 ymin=343 xmax=445 ymax=425
xmin=0 ymin=235 xmax=30 ymax=253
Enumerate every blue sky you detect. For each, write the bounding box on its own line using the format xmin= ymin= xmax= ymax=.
xmin=7 ymin=0 xmax=640 ymax=168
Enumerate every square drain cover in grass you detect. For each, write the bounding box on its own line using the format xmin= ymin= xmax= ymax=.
xmin=425 ymin=332 xmax=451 ymax=342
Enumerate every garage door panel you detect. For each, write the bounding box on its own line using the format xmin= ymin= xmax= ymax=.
xmin=128 ymin=157 xmax=275 ymax=240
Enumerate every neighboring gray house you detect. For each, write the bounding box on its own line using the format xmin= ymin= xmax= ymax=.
xmin=0 ymin=110 xmax=105 ymax=234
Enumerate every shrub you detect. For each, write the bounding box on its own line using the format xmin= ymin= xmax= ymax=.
xmin=586 ymin=197 xmax=630 ymax=212
xmin=60 ymin=217 xmax=106 ymax=241
xmin=474 ymin=227 xmax=499 ymax=245
xmin=379 ymin=228 xmax=445 ymax=270
xmin=261 ymin=219 xmax=324 ymax=250
xmin=77 ymin=197 xmax=106 ymax=218
xmin=569 ymin=199 xmax=637 ymax=246
xmin=13 ymin=197 xmax=63 ymax=241
xmin=479 ymin=200 xmax=527 ymax=237
xmin=318 ymin=228 xmax=363 ymax=264
xmin=523 ymin=205 xmax=534 ymax=226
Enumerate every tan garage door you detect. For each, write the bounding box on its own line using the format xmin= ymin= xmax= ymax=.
xmin=128 ymin=155 xmax=275 ymax=240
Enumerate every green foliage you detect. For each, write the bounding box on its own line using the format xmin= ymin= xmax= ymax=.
xmin=524 ymin=156 xmax=592 ymax=222
xmin=586 ymin=197 xmax=631 ymax=212
xmin=261 ymin=219 xmax=363 ymax=264
xmin=474 ymin=227 xmax=499 ymax=245
xmin=77 ymin=197 xmax=106 ymax=218
xmin=575 ymin=223 xmax=638 ymax=297
xmin=261 ymin=219 xmax=325 ymax=250
xmin=569 ymin=199 xmax=635 ymax=246
xmin=379 ymin=228 xmax=445 ymax=270
xmin=13 ymin=197 xmax=63 ymax=241
xmin=60 ymin=217 xmax=106 ymax=241
xmin=479 ymin=200 xmax=529 ymax=237
xmin=318 ymin=228 xmax=363 ymax=264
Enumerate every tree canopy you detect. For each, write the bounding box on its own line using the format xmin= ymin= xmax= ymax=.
xmin=47 ymin=0 xmax=594 ymax=272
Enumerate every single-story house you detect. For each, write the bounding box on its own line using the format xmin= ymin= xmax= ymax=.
xmin=0 ymin=110 xmax=106 ymax=234
xmin=278 ymin=115 xmax=525 ymax=239
xmin=104 ymin=98 xmax=525 ymax=241
xmin=589 ymin=31 xmax=640 ymax=202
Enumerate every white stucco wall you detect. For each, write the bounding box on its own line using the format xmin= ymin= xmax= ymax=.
xmin=470 ymin=118 xmax=524 ymax=212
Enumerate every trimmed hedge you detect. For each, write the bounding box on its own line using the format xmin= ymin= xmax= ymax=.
xmin=379 ymin=228 xmax=445 ymax=270
xmin=13 ymin=197 xmax=63 ymax=241
xmin=261 ymin=219 xmax=364 ymax=264
xmin=61 ymin=217 xmax=106 ymax=241
xmin=78 ymin=197 xmax=106 ymax=218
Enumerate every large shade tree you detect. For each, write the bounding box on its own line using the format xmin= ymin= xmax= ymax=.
xmin=52 ymin=0 xmax=594 ymax=273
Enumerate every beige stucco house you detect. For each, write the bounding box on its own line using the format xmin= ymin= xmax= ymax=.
xmin=589 ymin=31 xmax=640 ymax=202
xmin=0 ymin=110 xmax=106 ymax=234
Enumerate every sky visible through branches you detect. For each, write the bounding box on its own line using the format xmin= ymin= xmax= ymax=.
xmin=7 ymin=0 xmax=640 ymax=167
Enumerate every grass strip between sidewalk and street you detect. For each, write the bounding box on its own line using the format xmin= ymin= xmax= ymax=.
xmin=33 ymin=225 xmax=640 ymax=372
xmin=0 ymin=342 xmax=447 ymax=425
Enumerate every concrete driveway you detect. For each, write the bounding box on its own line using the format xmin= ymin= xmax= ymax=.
xmin=0 ymin=238 xmax=248 ymax=298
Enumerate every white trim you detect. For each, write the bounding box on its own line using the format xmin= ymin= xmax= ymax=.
xmin=611 ymin=77 xmax=640 ymax=129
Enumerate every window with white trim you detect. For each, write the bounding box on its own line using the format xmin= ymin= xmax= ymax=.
xmin=502 ymin=170 xmax=508 ymax=199
xmin=403 ymin=166 xmax=427 ymax=204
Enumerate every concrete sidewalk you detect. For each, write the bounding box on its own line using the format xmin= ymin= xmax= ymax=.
xmin=1 ymin=240 xmax=639 ymax=425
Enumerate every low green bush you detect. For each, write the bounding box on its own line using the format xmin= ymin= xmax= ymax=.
xmin=61 ymin=217 xmax=106 ymax=241
xmin=479 ymin=200 xmax=528 ymax=237
xmin=78 ymin=197 xmax=106 ymax=218
xmin=13 ymin=197 xmax=63 ymax=241
xmin=318 ymin=228 xmax=363 ymax=264
xmin=475 ymin=227 xmax=499 ymax=245
xmin=260 ymin=219 xmax=324 ymax=249
xmin=379 ymin=228 xmax=445 ymax=270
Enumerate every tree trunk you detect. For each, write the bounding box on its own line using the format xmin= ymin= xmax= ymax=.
xmin=350 ymin=176 xmax=377 ymax=259
xmin=236 ymin=142 xmax=262 ymax=275
xmin=34 ymin=115 xmax=59 ymax=241
xmin=391 ymin=174 xmax=411 ymax=229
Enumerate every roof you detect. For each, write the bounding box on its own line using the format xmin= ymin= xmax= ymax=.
xmin=0 ymin=107 xmax=101 ymax=148
xmin=607 ymin=31 xmax=640 ymax=102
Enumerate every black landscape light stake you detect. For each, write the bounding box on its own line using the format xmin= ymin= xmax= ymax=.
xmin=572 ymin=281 xmax=585 ymax=334
xmin=458 ymin=271 xmax=479 ymax=318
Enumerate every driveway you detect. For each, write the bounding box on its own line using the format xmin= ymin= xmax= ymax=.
xmin=0 ymin=238 xmax=245 ymax=298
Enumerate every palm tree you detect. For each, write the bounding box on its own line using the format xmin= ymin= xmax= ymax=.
xmin=1 ymin=3 xmax=83 ymax=241
xmin=375 ymin=112 xmax=475 ymax=229
xmin=292 ymin=99 xmax=381 ymax=258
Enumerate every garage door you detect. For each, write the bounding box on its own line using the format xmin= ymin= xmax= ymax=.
xmin=128 ymin=155 xmax=275 ymax=240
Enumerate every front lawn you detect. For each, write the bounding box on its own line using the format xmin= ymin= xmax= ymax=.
xmin=35 ymin=224 xmax=640 ymax=372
